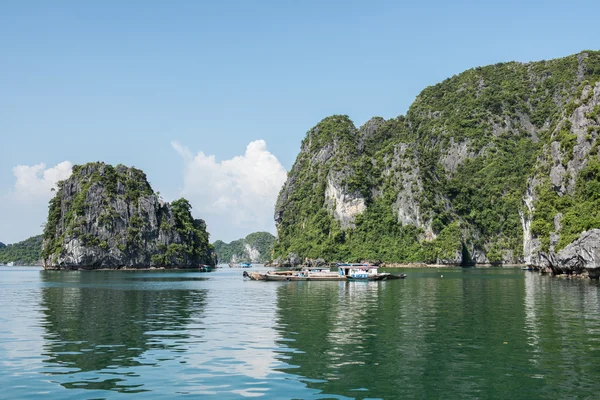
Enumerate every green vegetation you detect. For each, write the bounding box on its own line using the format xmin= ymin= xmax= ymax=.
xmin=274 ymin=51 xmax=600 ymax=264
xmin=0 ymin=235 xmax=42 ymax=265
xmin=213 ymin=231 xmax=276 ymax=263
xmin=151 ymin=199 xmax=215 ymax=266
xmin=532 ymin=158 xmax=600 ymax=251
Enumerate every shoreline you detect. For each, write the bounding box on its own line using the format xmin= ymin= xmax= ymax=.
xmin=41 ymin=265 xmax=216 ymax=271
xmin=380 ymin=263 xmax=526 ymax=268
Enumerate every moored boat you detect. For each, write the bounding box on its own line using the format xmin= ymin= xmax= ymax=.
xmin=229 ymin=262 xmax=253 ymax=268
xmin=244 ymin=264 xmax=406 ymax=282
xmin=243 ymin=270 xmax=267 ymax=280
xmin=337 ymin=263 xmax=407 ymax=281
xmin=244 ymin=267 xmax=346 ymax=281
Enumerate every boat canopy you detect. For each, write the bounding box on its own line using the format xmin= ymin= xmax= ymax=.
xmin=336 ymin=263 xmax=378 ymax=268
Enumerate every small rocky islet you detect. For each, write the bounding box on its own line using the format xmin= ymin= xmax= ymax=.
xmin=41 ymin=162 xmax=216 ymax=270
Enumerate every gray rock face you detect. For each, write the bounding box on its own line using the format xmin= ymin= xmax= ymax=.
xmin=324 ymin=175 xmax=366 ymax=229
xmin=389 ymin=143 xmax=431 ymax=235
xmin=42 ymin=162 xmax=215 ymax=269
xmin=275 ymin=115 xmax=368 ymax=230
xmin=440 ymin=139 xmax=473 ymax=175
xmin=523 ymin=81 xmax=600 ymax=267
xmin=270 ymin=252 xmax=301 ymax=267
xmin=534 ymin=229 xmax=600 ymax=278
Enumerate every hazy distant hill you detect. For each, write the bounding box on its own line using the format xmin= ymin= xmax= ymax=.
xmin=213 ymin=232 xmax=276 ymax=263
xmin=0 ymin=235 xmax=42 ymax=265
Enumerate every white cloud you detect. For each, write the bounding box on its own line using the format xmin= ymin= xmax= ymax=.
xmin=172 ymin=140 xmax=287 ymax=243
xmin=0 ymin=161 xmax=72 ymax=244
xmin=12 ymin=161 xmax=73 ymax=200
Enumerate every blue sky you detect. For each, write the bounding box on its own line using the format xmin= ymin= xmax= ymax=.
xmin=1 ymin=0 xmax=599 ymax=244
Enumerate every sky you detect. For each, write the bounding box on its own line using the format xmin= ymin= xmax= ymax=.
xmin=1 ymin=0 xmax=599 ymax=244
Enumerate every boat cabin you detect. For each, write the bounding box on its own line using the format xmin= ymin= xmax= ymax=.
xmin=337 ymin=263 xmax=379 ymax=279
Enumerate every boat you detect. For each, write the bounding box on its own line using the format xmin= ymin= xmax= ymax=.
xmin=244 ymin=264 xmax=406 ymax=282
xmin=300 ymin=267 xmax=346 ymax=281
xmin=243 ymin=270 xmax=267 ymax=280
xmin=244 ymin=267 xmax=345 ymax=281
xmin=229 ymin=262 xmax=252 ymax=268
xmin=337 ymin=263 xmax=407 ymax=281
xmin=269 ymin=267 xmax=345 ymax=281
xmin=199 ymin=265 xmax=215 ymax=272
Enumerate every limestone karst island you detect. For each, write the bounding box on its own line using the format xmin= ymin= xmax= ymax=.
xmin=271 ymin=50 xmax=600 ymax=279
xmin=41 ymin=162 xmax=216 ymax=269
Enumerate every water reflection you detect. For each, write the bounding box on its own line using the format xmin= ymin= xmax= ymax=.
xmin=523 ymin=272 xmax=600 ymax=396
xmin=272 ymin=270 xmax=553 ymax=399
xmin=39 ymin=271 xmax=207 ymax=393
xmin=3 ymin=267 xmax=599 ymax=398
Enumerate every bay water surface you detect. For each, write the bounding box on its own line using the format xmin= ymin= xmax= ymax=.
xmin=1 ymin=266 xmax=599 ymax=399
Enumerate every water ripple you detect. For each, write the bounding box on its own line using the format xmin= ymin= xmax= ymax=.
xmin=1 ymin=267 xmax=600 ymax=398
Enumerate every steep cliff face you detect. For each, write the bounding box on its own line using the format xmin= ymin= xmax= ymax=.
xmin=274 ymin=50 xmax=600 ymax=270
xmin=212 ymin=231 xmax=275 ymax=263
xmin=42 ymin=162 xmax=216 ymax=269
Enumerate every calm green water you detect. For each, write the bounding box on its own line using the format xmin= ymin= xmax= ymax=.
xmin=1 ymin=266 xmax=599 ymax=399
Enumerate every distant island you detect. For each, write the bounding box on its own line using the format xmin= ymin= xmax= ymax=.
xmin=213 ymin=232 xmax=275 ymax=264
xmin=0 ymin=235 xmax=42 ymax=265
xmin=273 ymin=50 xmax=600 ymax=278
xmin=41 ymin=162 xmax=216 ymax=270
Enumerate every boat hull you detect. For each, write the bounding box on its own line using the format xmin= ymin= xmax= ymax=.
xmin=243 ymin=271 xmax=267 ymax=280
xmin=265 ymin=274 xmax=307 ymax=281
xmin=347 ymin=273 xmax=407 ymax=281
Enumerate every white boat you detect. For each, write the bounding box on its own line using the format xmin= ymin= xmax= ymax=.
xmin=337 ymin=263 xmax=406 ymax=281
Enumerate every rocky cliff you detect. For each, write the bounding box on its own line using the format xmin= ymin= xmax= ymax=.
xmin=274 ymin=50 xmax=600 ymax=276
xmin=535 ymin=229 xmax=600 ymax=278
xmin=213 ymin=231 xmax=275 ymax=263
xmin=42 ymin=162 xmax=216 ymax=269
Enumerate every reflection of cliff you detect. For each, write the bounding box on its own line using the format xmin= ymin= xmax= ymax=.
xmin=274 ymin=281 xmax=410 ymax=398
xmin=523 ymin=272 xmax=600 ymax=389
xmin=39 ymin=271 xmax=206 ymax=392
xmin=273 ymin=271 xmax=534 ymax=399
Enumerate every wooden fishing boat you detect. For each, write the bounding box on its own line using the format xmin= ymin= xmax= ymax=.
xmin=243 ymin=270 xmax=267 ymax=280
xmin=244 ymin=265 xmax=405 ymax=282
xmin=244 ymin=268 xmax=346 ymax=281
